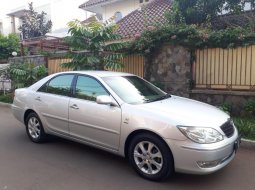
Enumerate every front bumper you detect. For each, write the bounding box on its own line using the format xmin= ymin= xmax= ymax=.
xmin=166 ymin=130 xmax=239 ymax=175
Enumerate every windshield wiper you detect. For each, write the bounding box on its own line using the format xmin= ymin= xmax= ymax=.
xmin=146 ymin=93 xmax=172 ymax=103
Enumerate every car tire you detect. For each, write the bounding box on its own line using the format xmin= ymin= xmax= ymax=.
xmin=25 ymin=112 xmax=47 ymax=143
xmin=128 ymin=133 xmax=174 ymax=181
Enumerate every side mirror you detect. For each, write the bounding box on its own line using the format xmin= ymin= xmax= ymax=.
xmin=96 ymin=95 xmax=118 ymax=107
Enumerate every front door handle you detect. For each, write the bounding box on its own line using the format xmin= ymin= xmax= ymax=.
xmin=35 ymin=97 xmax=41 ymax=101
xmin=70 ymin=104 xmax=79 ymax=110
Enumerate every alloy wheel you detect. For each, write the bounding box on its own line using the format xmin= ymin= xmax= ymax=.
xmin=133 ymin=141 xmax=163 ymax=175
xmin=28 ymin=117 xmax=41 ymax=139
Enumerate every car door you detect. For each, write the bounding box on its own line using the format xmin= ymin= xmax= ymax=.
xmin=68 ymin=75 xmax=122 ymax=151
xmin=34 ymin=74 xmax=75 ymax=135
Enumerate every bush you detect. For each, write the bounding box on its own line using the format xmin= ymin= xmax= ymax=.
xmin=244 ymin=99 xmax=255 ymax=115
xmin=219 ymin=102 xmax=232 ymax=115
xmin=0 ymin=33 xmax=20 ymax=59
xmin=233 ymin=117 xmax=255 ymax=140
xmin=0 ymin=94 xmax=13 ymax=103
xmin=9 ymin=63 xmax=47 ymax=89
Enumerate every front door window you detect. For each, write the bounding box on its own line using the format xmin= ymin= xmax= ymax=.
xmin=75 ymin=76 xmax=109 ymax=101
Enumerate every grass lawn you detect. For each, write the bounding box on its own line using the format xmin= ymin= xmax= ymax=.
xmin=233 ymin=117 xmax=255 ymax=141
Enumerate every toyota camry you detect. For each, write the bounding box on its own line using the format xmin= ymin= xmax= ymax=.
xmin=12 ymin=71 xmax=240 ymax=181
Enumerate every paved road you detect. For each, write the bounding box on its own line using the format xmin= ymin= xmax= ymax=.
xmin=0 ymin=106 xmax=255 ymax=190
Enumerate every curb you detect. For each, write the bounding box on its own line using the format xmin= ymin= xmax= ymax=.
xmin=241 ymin=139 xmax=255 ymax=150
xmin=0 ymin=102 xmax=254 ymax=150
xmin=0 ymin=102 xmax=11 ymax=108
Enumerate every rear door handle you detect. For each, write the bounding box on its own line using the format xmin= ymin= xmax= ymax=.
xmin=70 ymin=104 xmax=79 ymax=110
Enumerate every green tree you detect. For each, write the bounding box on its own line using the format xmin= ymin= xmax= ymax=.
xmin=0 ymin=33 xmax=20 ymax=59
xmin=167 ymin=0 xmax=254 ymax=25
xmin=63 ymin=19 xmax=125 ymax=70
xmin=19 ymin=2 xmax=52 ymax=39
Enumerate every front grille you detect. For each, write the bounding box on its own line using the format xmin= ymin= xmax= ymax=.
xmin=220 ymin=120 xmax=234 ymax=138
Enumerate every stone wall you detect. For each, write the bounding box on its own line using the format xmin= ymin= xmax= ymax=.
xmin=145 ymin=44 xmax=191 ymax=97
xmin=8 ymin=55 xmax=47 ymax=65
xmin=191 ymin=90 xmax=255 ymax=115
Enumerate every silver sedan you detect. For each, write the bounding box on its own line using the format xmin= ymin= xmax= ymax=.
xmin=12 ymin=71 xmax=240 ymax=181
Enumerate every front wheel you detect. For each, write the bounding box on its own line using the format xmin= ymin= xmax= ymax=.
xmin=128 ymin=133 xmax=174 ymax=181
xmin=25 ymin=112 xmax=47 ymax=143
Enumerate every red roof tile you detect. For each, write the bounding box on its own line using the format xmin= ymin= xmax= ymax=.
xmin=116 ymin=0 xmax=172 ymax=38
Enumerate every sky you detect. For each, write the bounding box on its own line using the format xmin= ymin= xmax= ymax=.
xmin=0 ymin=0 xmax=86 ymax=17
xmin=0 ymin=0 xmax=90 ymax=34
xmin=1 ymin=0 xmax=53 ymax=17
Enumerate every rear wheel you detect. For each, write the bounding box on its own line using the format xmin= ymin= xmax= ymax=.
xmin=25 ymin=112 xmax=47 ymax=143
xmin=128 ymin=133 xmax=174 ymax=181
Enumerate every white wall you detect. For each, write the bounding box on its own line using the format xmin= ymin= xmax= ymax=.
xmin=50 ymin=0 xmax=85 ymax=32
xmin=32 ymin=0 xmax=86 ymax=33
xmin=0 ymin=22 xmax=3 ymax=34
xmin=1 ymin=17 xmax=13 ymax=35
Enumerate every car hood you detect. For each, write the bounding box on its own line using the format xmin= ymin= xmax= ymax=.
xmin=136 ymin=95 xmax=229 ymax=128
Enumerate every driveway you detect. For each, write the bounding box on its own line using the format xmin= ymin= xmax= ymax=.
xmin=0 ymin=105 xmax=254 ymax=190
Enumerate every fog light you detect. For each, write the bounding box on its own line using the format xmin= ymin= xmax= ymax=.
xmin=197 ymin=160 xmax=221 ymax=168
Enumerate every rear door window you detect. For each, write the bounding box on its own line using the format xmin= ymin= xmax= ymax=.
xmin=39 ymin=74 xmax=74 ymax=96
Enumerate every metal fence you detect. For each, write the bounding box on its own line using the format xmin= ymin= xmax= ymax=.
xmin=108 ymin=54 xmax=144 ymax=77
xmin=0 ymin=64 xmax=11 ymax=93
xmin=194 ymin=45 xmax=255 ymax=90
xmin=0 ymin=80 xmax=11 ymax=94
xmin=47 ymin=58 xmax=73 ymax=75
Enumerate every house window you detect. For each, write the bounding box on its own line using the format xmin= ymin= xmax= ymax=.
xmin=114 ymin=12 xmax=123 ymax=22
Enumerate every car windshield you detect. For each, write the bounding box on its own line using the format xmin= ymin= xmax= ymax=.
xmin=102 ymin=76 xmax=170 ymax=104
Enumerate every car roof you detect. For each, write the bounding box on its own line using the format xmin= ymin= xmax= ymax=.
xmin=28 ymin=71 xmax=136 ymax=91
xmin=56 ymin=71 xmax=135 ymax=78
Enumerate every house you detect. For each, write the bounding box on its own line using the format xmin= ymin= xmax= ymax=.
xmin=0 ymin=0 xmax=87 ymax=55
xmin=1 ymin=4 xmax=52 ymax=36
xmin=79 ymin=0 xmax=152 ymax=23
xmin=0 ymin=0 xmax=86 ymax=37
xmin=1 ymin=8 xmax=27 ymax=36
xmin=79 ymin=0 xmax=172 ymax=38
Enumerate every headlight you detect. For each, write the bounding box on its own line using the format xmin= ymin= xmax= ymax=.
xmin=178 ymin=126 xmax=224 ymax=144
